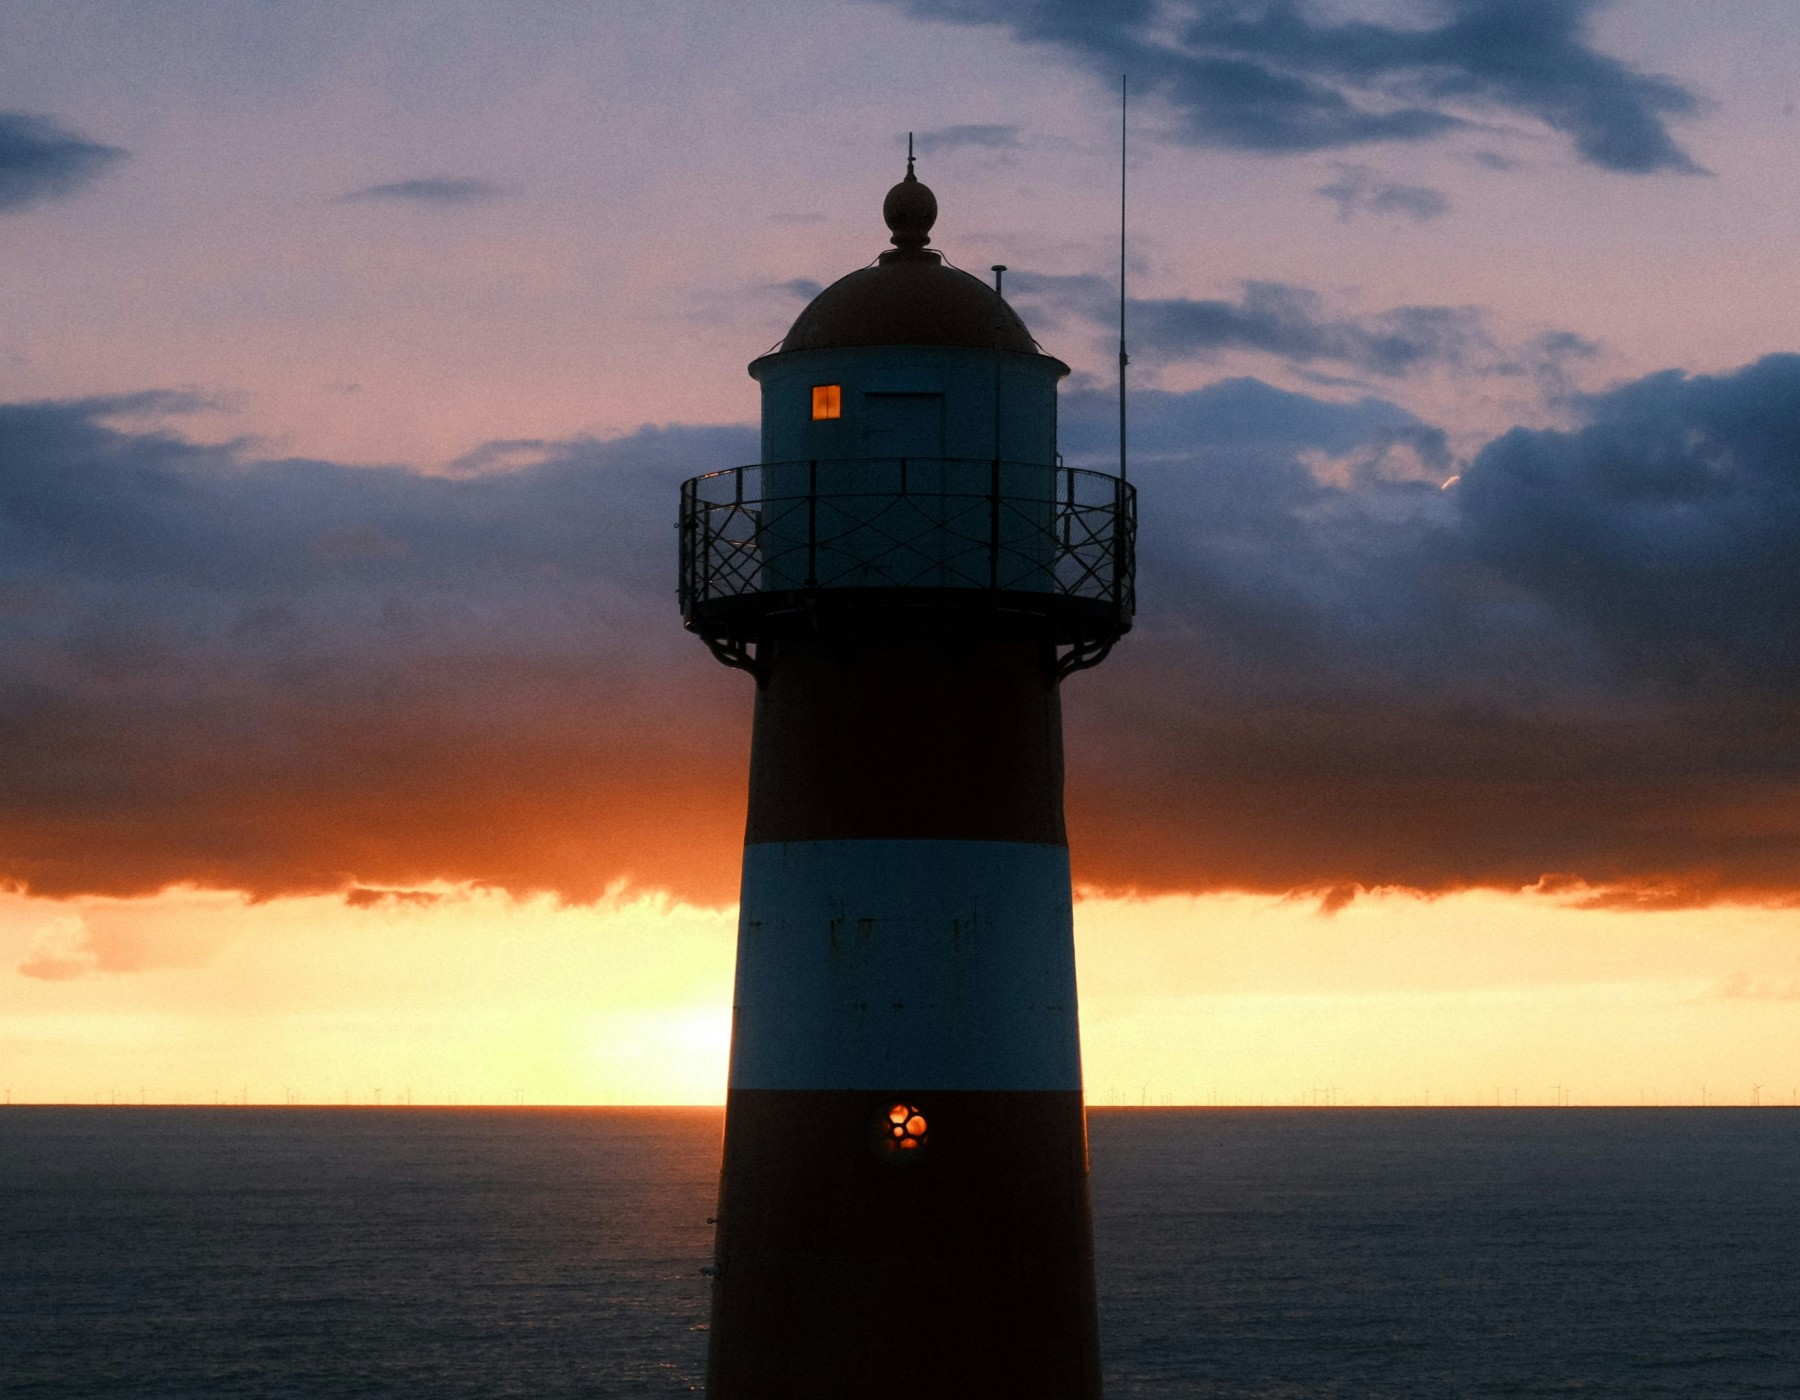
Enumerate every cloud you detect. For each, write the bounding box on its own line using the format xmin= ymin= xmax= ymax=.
xmin=690 ymin=278 xmax=823 ymax=332
xmin=17 ymin=916 xmax=96 ymax=981
xmin=1136 ymin=285 xmax=1485 ymax=376
xmin=1459 ymin=359 xmax=1800 ymax=687
xmin=0 ymin=112 xmax=127 ymax=213
xmin=1059 ymin=376 xmax=1450 ymax=470
xmin=338 ymin=176 xmax=514 ymax=207
xmin=915 ymin=124 xmax=1024 ymax=154
xmin=2 ymin=358 xmax=1797 ymax=909
xmin=14 ymin=911 xmax=217 ymax=979
xmin=344 ymin=887 xmax=443 ymax=909
xmin=874 ymin=0 xmax=1704 ymax=173
xmin=1699 ymin=972 xmax=1800 ymax=1003
xmin=1315 ymin=164 xmax=1449 ymax=222
xmin=1014 ymin=273 xmax=1494 ymax=378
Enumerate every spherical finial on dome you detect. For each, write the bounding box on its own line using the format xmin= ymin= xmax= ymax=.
xmin=883 ymin=141 xmax=937 ymax=252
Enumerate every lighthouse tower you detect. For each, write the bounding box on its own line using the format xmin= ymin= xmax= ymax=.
xmin=679 ymin=157 xmax=1134 ymax=1399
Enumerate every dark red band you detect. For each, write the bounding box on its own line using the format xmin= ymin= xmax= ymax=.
xmin=745 ymin=624 xmax=1067 ymax=848
xmin=707 ymin=1088 xmax=1102 ymax=1399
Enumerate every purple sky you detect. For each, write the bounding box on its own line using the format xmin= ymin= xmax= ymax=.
xmin=3 ymin=1 xmax=1796 ymax=466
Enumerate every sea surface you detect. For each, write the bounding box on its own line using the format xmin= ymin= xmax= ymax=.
xmin=2 ymin=1107 xmax=1795 ymax=1397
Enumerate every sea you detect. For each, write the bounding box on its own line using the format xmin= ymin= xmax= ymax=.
xmin=2 ymin=1107 xmax=1795 ymax=1397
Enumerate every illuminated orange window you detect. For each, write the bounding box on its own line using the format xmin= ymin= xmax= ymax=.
xmin=878 ymin=1101 xmax=928 ymax=1155
xmin=811 ymin=384 xmax=842 ymax=420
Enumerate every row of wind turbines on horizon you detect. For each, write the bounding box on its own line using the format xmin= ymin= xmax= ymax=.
xmin=7 ymin=1086 xmax=1799 ymax=1108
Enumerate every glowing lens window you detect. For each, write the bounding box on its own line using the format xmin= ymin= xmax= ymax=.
xmin=811 ymin=384 xmax=842 ymax=420
xmin=885 ymin=1102 xmax=928 ymax=1152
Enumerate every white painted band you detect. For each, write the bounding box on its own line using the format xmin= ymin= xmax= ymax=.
xmin=728 ymin=839 xmax=1083 ymax=1091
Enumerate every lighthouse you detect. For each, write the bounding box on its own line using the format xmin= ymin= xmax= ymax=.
xmin=679 ymin=155 xmax=1134 ymax=1398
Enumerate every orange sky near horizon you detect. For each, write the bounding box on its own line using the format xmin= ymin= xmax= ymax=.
xmin=5 ymin=883 xmax=1795 ymax=1108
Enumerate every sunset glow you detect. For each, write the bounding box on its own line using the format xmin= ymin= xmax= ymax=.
xmin=4 ymin=884 xmax=1793 ymax=1107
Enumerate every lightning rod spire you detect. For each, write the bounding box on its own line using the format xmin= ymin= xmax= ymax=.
xmin=1119 ymin=75 xmax=1129 ymax=485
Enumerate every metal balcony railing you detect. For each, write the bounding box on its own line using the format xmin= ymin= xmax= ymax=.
xmin=679 ymin=457 xmax=1134 ymax=676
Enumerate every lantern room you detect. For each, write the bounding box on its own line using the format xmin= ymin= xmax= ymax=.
xmin=750 ymin=157 xmax=1067 ymax=467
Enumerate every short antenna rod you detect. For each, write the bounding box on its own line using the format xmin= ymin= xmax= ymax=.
xmin=1118 ymin=74 xmax=1129 ymax=485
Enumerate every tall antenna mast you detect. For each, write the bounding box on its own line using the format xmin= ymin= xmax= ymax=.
xmin=1118 ymin=74 xmax=1129 ymax=484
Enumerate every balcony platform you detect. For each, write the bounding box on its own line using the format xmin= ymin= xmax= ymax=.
xmin=679 ymin=458 xmax=1135 ymax=678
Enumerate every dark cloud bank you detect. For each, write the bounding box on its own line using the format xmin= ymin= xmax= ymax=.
xmin=0 ymin=408 xmax=751 ymax=905
xmin=1062 ymin=359 xmax=1800 ymax=909
xmin=876 ymin=0 xmax=1703 ymax=173
xmin=3 ymin=357 xmax=1797 ymax=910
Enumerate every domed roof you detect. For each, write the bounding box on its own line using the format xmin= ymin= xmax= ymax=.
xmin=771 ymin=158 xmax=1044 ymax=358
